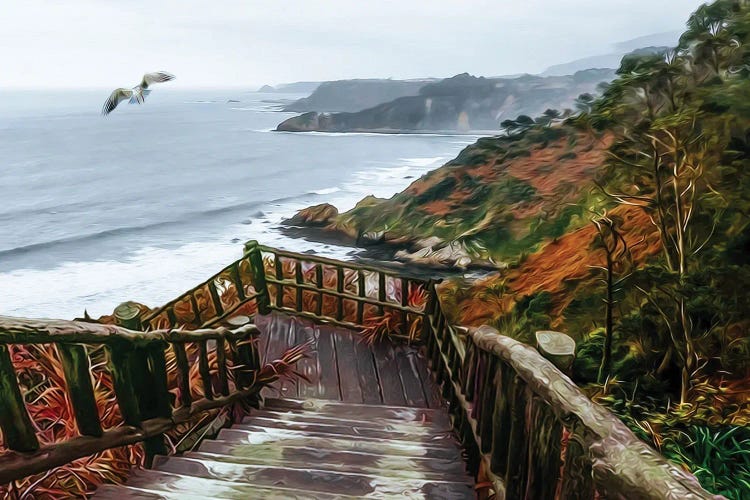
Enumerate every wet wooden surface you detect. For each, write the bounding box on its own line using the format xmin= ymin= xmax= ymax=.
xmin=255 ymin=312 xmax=443 ymax=409
xmin=93 ymin=314 xmax=473 ymax=499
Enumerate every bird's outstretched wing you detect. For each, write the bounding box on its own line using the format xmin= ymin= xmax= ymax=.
xmin=140 ymin=71 xmax=176 ymax=89
xmin=101 ymin=88 xmax=133 ymax=116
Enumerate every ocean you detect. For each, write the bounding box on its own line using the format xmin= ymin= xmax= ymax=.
xmin=0 ymin=89 xmax=477 ymax=319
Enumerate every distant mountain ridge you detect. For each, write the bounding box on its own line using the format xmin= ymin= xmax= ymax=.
xmin=282 ymin=78 xmax=438 ymax=113
xmin=542 ymin=31 xmax=680 ymax=76
xmin=277 ymin=69 xmax=615 ymax=133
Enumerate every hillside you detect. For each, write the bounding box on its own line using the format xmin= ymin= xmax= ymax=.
xmin=282 ymin=78 xmax=435 ymax=113
xmin=288 ymin=2 xmax=750 ymax=496
xmin=277 ymin=70 xmax=615 ymax=133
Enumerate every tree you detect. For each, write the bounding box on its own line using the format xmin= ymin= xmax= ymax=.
xmin=589 ymin=211 xmax=638 ymax=384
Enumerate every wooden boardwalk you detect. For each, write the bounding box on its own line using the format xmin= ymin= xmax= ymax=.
xmin=94 ymin=313 xmax=473 ymax=499
xmin=255 ymin=312 xmax=444 ymax=409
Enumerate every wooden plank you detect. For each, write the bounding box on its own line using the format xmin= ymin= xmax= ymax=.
xmin=332 ymin=331 xmax=364 ymax=403
xmin=414 ymin=348 xmax=442 ymax=409
xmin=296 ymin=320 xmax=321 ymax=400
xmin=0 ymin=345 xmax=39 ymax=451
xmin=316 ymin=325 xmax=341 ymax=400
xmin=352 ymin=336 xmax=382 ymax=404
xmin=58 ymin=343 xmax=103 ymax=437
xmin=393 ymin=344 xmax=428 ymax=408
xmin=372 ymin=340 xmax=406 ymax=406
xmin=153 ymin=455 xmax=474 ymax=498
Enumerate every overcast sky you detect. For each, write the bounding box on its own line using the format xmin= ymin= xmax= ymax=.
xmin=1 ymin=0 xmax=706 ymax=89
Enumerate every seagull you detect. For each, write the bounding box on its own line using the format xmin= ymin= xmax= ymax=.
xmin=101 ymin=71 xmax=176 ymax=116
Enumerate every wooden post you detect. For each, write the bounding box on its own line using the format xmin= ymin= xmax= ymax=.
xmin=141 ymin=343 xmax=172 ymax=461
xmin=524 ymin=396 xmax=563 ymax=500
xmin=504 ymin=379 xmax=530 ymax=498
xmin=535 ymin=331 xmax=575 ymax=375
xmin=274 ymin=254 xmax=284 ymax=308
xmin=244 ymin=240 xmax=271 ymax=315
xmin=0 ymin=345 xmax=39 ymax=452
xmin=190 ymin=294 xmax=202 ymax=326
xmin=113 ymin=301 xmax=142 ymax=330
xmin=58 ymin=343 xmax=103 ymax=437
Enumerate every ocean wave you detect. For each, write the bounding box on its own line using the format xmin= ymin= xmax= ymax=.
xmin=311 ymin=187 xmax=341 ymax=195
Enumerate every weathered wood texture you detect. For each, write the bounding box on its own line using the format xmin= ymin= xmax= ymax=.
xmin=254 ymin=312 xmax=441 ymax=409
xmin=423 ymin=306 xmax=720 ymax=500
xmin=93 ymin=397 xmax=474 ymax=499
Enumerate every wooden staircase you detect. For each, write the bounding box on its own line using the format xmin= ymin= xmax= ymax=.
xmin=94 ymin=398 xmax=475 ymax=499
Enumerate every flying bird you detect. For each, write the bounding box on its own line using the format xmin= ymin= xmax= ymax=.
xmin=101 ymin=71 xmax=176 ymax=116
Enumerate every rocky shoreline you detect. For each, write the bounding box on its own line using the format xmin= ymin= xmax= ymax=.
xmin=282 ymin=203 xmax=503 ymax=272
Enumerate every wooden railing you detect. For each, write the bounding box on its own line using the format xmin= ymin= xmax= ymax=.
xmin=0 ymin=240 xmax=719 ymax=498
xmin=0 ymin=317 xmax=261 ymax=485
xmin=143 ymin=241 xmax=434 ymax=342
xmin=422 ymin=284 xmax=719 ymax=500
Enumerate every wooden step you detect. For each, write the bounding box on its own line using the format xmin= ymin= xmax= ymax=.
xmin=245 ymin=409 xmax=452 ymax=432
xmin=238 ymin=416 xmax=456 ymax=442
xmin=263 ymin=397 xmax=449 ymax=426
xmin=184 ymin=449 xmax=471 ymax=483
xmin=218 ymin=425 xmax=461 ymax=458
xmin=197 ymin=440 xmax=467 ymax=476
xmin=95 ymin=469 xmax=352 ymax=499
xmin=152 ymin=455 xmax=475 ymax=498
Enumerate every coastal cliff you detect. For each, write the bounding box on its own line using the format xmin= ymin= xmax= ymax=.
xmin=277 ymin=70 xmax=615 ymax=133
xmin=283 ymin=78 xmax=434 ymax=113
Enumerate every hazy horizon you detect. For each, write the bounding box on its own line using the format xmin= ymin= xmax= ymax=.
xmin=1 ymin=1 xmax=707 ymax=90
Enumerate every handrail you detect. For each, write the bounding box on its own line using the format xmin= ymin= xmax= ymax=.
xmin=0 ymin=317 xmax=262 ymax=485
xmin=422 ymin=284 xmax=720 ymax=499
xmin=140 ymin=241 xmax=434 ymax=342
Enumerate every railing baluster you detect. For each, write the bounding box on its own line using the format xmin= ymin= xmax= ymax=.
xmin=524 ymin=396 xmax=563 ymax=500
xmin=172 ymin=342 xmax=192 ymax=408
xmin=490 ymin=362 xmax=512 ymax=475
xmin=142 ymin=343 xmax=172 ymax=461
xmin=559 ymin=423 xmax=595 ymax=499
xmin=215 ymin=337 xmax=230 ymax=397
xmin=0 ymin=345 xmax=39 ymax=452
xmin=295 ymin=261 xmax=304 ymax=312
xmin=315 ymin=264 xmax=324 ymax=317
xmin=504 ymin=379 xmax=531 ymax=498
xmin=478 ymin=355 xmax=498 ymax=453
xmin=207 ymin=279 xmax=224 ymax=318
xmin=336 ymin=267 xmax=345 ymax=321
xmin=106 ymin=343 xmax=142 ymax=428
xmin=356 ymin=269 xmax=365 ymax=324
xmin=400 ymin=278 xmax=408 ymax=337
xmin=377 ymin=272 xmax=386 ymax=315
xmin=190 ymin=293 xmax=202 ymax=326
xmin=275 ymin=255 xmax=284 ymax=308
xmin=197 ymin=340 xmax=214 ymax=400
xmin=166 ymin=306 xmax=178 ymax=329
xmin=236 ymin=334 xmax=258 ymax=390
xmin=58 ymin=343 xmax=103 ymax=437
xmin=230 ymin=261 xmax=246 ymax=301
